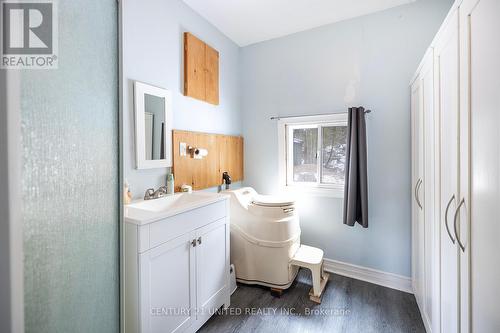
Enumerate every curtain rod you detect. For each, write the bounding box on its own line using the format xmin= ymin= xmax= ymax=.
xmin=270 ymin=110 xmax=371 ymax=120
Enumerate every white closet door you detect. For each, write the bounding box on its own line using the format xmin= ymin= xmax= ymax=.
xmin=435 ymin=9 xmax=460 ymax=333
xmin=421 ymin=52 xmax=435 ymax=330
xmin=460 ymin=0 xmax=500 ymax=331
xmin=411 ymin=77 xmax=425 ymax=307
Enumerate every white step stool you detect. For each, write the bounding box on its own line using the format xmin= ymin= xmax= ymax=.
xmin=290 ymin=245 xmax=330 ymax=303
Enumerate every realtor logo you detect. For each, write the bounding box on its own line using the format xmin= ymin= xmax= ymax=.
xmin=1 ymin=0 xmax=58 ymax=69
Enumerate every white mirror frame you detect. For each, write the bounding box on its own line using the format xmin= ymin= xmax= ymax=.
xmin=133 ymin=81 xmax=173 ymax=169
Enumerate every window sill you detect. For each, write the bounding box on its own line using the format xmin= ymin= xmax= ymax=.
xmin=283 ymin=185 xmax=344 ymax=199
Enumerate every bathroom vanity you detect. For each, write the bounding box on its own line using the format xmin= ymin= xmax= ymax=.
xmin=124 ymin=192 xmax=230 ymax=333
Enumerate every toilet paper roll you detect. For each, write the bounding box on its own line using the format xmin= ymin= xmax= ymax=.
xmin=197 ymin=148 xmax=208 ymax=157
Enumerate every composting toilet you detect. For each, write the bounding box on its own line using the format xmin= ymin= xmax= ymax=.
xmin=225 ymin=187 xmax=301 ymax=289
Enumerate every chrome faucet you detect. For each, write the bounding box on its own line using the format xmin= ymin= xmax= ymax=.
xmin=144 ymin=186 xmax=168 ymax=200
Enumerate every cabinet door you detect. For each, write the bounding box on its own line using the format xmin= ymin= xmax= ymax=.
xmin=460 ymin=0 xmax=500 ymax=331
xmin=195 ymin=218 xmax=229 ymax=323
xmin=139 ymin=232 xmax=196 ymax=333
xmin=435 ymin=8 xmax=460 ymax=333
xmin=184 ymin=32 xmax=206 ymax=101
xmin=205 ymin=44 xmax=219 ymax=105
xmin=184 ymin=32 xmax=220 ymax=105
xmin=411 ymin=76 xmax=425 ymax=309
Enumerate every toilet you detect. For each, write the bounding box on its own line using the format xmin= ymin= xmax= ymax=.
xmin=225 ymin=187 xmax=301 ymax=289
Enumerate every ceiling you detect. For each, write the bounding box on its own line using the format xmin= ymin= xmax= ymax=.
xmin=182 ymin=0 xmax=417 ymax=46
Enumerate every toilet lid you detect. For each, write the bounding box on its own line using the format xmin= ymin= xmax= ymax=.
xmin=252 ymin=194 xmax=295 ymax=207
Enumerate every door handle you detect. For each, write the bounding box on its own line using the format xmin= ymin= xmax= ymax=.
xmin=444 ymin=195 xmax=455 ymax=244
xmin=453 ymin=198 xmax=466 ymax=252
xmin=417 ymin=179 xmax=424 ymax=210
xmin=414 ymin=179 xmax=419 ymax=205
xmin=197 ymin=237 xmax=202 ymax=245
xmin=414 ymin=179 xmax=419 ymax=206
xmin=191 ymin=239 xmax=197 ymax=247
xmin=415 ymin=179 xmax=423 ymax=210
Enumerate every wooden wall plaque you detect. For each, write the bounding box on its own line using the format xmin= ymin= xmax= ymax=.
xmin=184 ymin=32 xmax=219 ymax=105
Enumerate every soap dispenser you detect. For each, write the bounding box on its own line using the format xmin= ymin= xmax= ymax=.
xmin=167 ymin=173 xmax=175 ymax=194
xmin=123 ymin=180 xmax=132 ymax=205
xmin=222 ymin=172 xmax=232 ymax=190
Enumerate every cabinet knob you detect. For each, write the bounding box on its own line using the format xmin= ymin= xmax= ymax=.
xmin=197 ymin=237 xmax=202 ymax=245
xmin=191 ymin=239 xmax=197 ymax=247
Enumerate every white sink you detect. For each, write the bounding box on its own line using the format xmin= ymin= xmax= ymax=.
xmin=124 ymin=191 xmax=229 ymax=225
xmin=127 ymin=193 xmax=202 ymax=212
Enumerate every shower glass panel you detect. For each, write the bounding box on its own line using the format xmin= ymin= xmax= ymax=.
xmin=21 ymin=1 xmax=119 ymax=332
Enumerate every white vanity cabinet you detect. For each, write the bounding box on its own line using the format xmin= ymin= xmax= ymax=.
xmin=124 ymin=193 xmax=230 ymax=333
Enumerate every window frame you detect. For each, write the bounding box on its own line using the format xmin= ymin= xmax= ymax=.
xmin=278 ymin=113 xmax=348 ymax=198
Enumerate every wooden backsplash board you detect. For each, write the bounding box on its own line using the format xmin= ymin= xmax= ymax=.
xmin=172 ymin=130 xmax=243 ymax=191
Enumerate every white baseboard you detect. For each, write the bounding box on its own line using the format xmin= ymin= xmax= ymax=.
xmin=323 ymin=258 xmax=413 ymax=293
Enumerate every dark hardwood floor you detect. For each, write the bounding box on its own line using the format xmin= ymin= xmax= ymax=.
xmin=199 ymin=269 xmax=425 ymax=333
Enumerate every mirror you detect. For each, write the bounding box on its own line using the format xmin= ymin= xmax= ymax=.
xmin=134 ymin=81 xmax=172 ymax=169
xmin=144 ymin=94 xmax=165 ymax=160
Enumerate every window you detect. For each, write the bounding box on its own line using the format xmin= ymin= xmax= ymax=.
xmin=278 ymin=114 xmax=348 ymax=197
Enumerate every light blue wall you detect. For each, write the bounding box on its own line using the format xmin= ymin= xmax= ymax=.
xmin=121 ymin=0 xmax=242 ymax=198
xmin=240 ymin=0 xmax=453 ymax=277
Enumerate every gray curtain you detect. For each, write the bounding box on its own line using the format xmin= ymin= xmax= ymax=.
xmin=343 ymin=107 xmax=369 ymax=228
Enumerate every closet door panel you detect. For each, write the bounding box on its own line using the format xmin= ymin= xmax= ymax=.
xmin=411 ymin=78 xmax=424 ymax=307
xmin=417 ymin=84 xmax=425 ymax=312
xmin=435 ymin=9 xmax=460 ymax=333
xmin=461 ymin=0 xmax=500 ymax=331
xmin=411 ymin=78 xmax=417 ymax=291
xmin=458 ymin=2 xmax=471 ymax=332
xmin=421 ymin=56 xmax=435 ymax=329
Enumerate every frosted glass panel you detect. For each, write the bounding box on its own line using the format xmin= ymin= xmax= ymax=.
xmin=21 ymin=1 xmax=119 ymax=332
